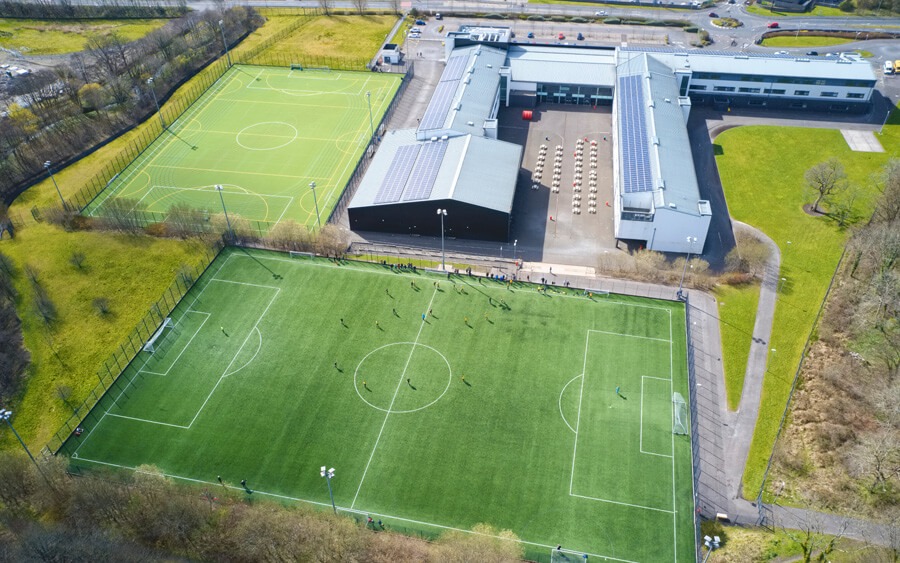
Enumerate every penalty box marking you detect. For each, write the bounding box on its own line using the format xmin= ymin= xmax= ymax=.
xmin=569 ymin=327 xmax=677 ymax=515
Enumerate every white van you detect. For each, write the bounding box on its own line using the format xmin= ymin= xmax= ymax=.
xmin=885 ymin=60 xmax=894 ymax=75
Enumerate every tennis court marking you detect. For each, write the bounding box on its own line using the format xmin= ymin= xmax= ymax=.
xmin=350 ymin=288 xmax=439 ymax=510
xmin=138 ymin=310 xmax=211 ymax=377
xmin=568 ymin=325 xmax=680 ymax=552
xmin=88 ymin=68 xmax=234 ymax=215
xmin=68 ymin=455 xmax=639 ymax=563
xmin=639 ymin=376 xmax=674 ymax=459
xmin=73 ymin=276 xmax=280 ymax=453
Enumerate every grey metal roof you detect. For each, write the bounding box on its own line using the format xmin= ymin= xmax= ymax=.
xmin=620 ymin=47 xmax=875 ymax=81
xmin=616 ymin=54 xmax=703 ymax=215
xmin=506 ymin=45 xmax=617 ymax=86
xmin=349 ymin=129 xmax=521 ymax=213
xmin=417 ymin=44 xmax=506 ymax=136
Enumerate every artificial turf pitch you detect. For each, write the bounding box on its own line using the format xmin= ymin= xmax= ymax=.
xmin=83 ymin=65 xmax=400 ymax=229
xmin=63 ymin=248 xmax=695 ymax=561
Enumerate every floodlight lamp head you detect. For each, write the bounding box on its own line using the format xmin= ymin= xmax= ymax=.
xmin=713 ymin=536 xmax=720 ymax=544
xmin=219 ymin=19 xmax=224 ymax=25
xmin=215 ymin=184 xmax=223 ymax=191
xmin=703 ymin=535 xmax=711 ymax=543
xmin=147 ymin=77 xmax=153 ymax=85
xmin=328 ymin=468 xmax=335 ymax=475
xmin=309 ymin=181 xmax=316 ymax=189
xmin=43 ymin=161 xmax=51 ymax=169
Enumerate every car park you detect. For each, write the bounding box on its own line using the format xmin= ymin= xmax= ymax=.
xmin=767 ymin=22 xmax=779 ymax=28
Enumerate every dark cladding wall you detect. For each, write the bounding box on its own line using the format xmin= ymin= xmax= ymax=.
xmin=689 ymin=93 xmax=870 ymax=114
xmin=349 ymin=199 xmax=510 ymax=241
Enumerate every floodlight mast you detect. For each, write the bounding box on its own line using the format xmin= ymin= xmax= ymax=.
xmin=437 ymin=208 xmax=447 ymax=271
xmin=43 ymin=161 xmax=66 ymax=209
xmin=146 ymin=78 xmax=165 ymax=130
xmin=702 ymin=535 xmax=721 ymax=563
xmin=677 ymin=236 xmax=697 ymax=300
xmin=0 ymin=409 xmax=54 ymax=491
xmin=215 ymin=184 xmax=233 ymax=237
xmin=310 ymin=181 xmax=321 ymax=228
xmin=218 ymin=20 xmax=232 ymax=66
xmin=320 ymin=466 xmax=336 ymax=514
xmin=366 ymin=91 xmax=375 ymax=146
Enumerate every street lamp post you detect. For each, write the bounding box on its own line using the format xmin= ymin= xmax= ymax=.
xmin=43 ymin=161 xmax=66 ymax=209
xmin=218 ymin=20 xmax=232 ymax=66
xmin=513 ymin=239 xmax=518 ymax=266
xmin=677 ymin=236 xmax=698 ymax=300
xmin=320 ymin=466 xmax=336 ymax=514
xmin=146 ymin=78 xmax=165 ymax=130
xmin=702 ymin=535 xmax=721 ymax=563
xmin=437 ymin=208 xmax=447 ymax=271
xmin=309 ymin=181 xmax=321 ymax=228
xmin=365 ymin=91 xmax=375 ymax=146
xmin=214 ymin=184 xmax=232 ymax=236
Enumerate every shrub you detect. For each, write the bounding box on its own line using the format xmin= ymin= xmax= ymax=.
xmin=526 ymin=14 xmax=545 ymax=20
xmin=570 ymin=17 xmax=588 ymax=23
xmin=482 ymin=13 xmax=506 ymax=19
xmin=603 ymin=17 xmax=621 ymax=24
xmin=684 ymin=26 xmax=698 ymax=33
xmin=839 ymin=0 xmax=855 ymax=11
xmin=92 ymin=297 xmax=111 ymax=316
xmin=550 ymin=15 xmax=566 ymax=22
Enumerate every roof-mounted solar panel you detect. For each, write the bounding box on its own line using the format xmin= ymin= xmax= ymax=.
xmin=402 ymin=141 xmax=449 ymax=202
xmin=373 ymin=144 xmax=421 ymax=204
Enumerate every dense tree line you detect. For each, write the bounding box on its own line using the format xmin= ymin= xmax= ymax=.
xmin=0 ymin=247 xmax=29 ymax=405
xmin=0 ymin=7 xmax=264 ymax=204
xmin=0 ymin=454 xmax=524 ymax=562
xmin=0 ymin=0 xmax=187 ymax=20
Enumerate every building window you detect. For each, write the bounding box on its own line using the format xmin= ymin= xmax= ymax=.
xmin=794 ymin=90 xmax=809 ymax=96
xmin=764 ymin=89 xmax=786 ymax=95
xmin=739 ymin=87 xmax=761 ymax=93
xmin=847 ymin=93 xmax=865 ymax=99
xmin=690 ymin=84 xmax=707 ymax=91
xmin=621 ymin=211 xmax=653 ymax=222
xmin=713 ymin=86 xmax=735 ymax=92
xmin=821 ymin=91 xmax=838 ymax=98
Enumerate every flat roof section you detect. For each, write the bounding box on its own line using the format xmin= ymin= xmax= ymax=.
xmin=507 ymin=45 xmax=617 ymax=87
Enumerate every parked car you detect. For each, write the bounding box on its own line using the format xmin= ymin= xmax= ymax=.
xmin=527 ymin=31 xmax=534 ymax=38
xmin=558 ymin=32 xmax=565 ymax=40
xmin=415 ymin=19 xmax=426 ymax=25
xmin=806 ymin=51 xmax=819 ymax=56
xmin=767 ymin=22 xmax=779 ymax=28
xmin=594 ymin=10 xmax=608 ymax=15
xmin=434 ymin=13 xmax=442 ymax=19
xmin=885 ymin=60 xmax=895 ymax=75
xmin=577 ymin=32 xmax=584 ymax=40
xmin=708 ymin=11 xmax=718 ymax=17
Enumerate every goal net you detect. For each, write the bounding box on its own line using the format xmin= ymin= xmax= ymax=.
xmin=673 ymin=392 xmax=689 ymax=435
xmin=143 ymin=317 xmax=176 ymax=354
xmin=289 ymin=251 xmax=315 ymax=259
xmin=550 ymin=547 xmax=588 ymax=563
xmin=582 ymin=288 xmax=610 ymax=297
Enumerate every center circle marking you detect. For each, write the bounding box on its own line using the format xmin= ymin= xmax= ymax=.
xmin=354 ymin=342 xmax=452 ymax=414
xmin=235 ymin=122 xmax=298 ymax=151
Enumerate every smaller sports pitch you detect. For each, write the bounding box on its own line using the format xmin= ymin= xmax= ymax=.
xmin=84 ymin=66 xmax=401 ymax=229
xmin=63 ymin=248 xmax=695 ymax=561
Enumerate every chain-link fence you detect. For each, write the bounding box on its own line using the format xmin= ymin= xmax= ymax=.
xmin=42 ymin=239 xmax=226 ymax=456
xmin=683 ymin=292 xmax=702 ymax=563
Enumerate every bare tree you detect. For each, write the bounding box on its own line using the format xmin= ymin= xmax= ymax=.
xmin=846 ymin=427 xmax=900 ymax=493
xmin=352 ymin=0 xmax=368 ymax=13
xmin=805 ymin=158 xmax=848 ymax=214
xmin=781 ymin=508 xmax=849 ymax=563
xmin=388 ymin=0 xmax=402 ymax=14
xmin=319 ymin=0 xmax=334 ymax=15
xmin=875 ymin=159 xmax=900 ymax=225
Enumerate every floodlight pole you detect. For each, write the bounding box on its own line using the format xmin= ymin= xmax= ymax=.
xmin=310 ymin=181 xmax=321 ymax=228
xmin=677 ymin=236 xmax=697 ymax=300
xmin=146 ymin=78 xmax=165 ymax=130
xmin=320 ymin=466 xmax=336 ymax=514
xmin=0 ymin=409 xmax=53 ymax=491
xmin=366 ymin=91 xmax=375 ymax=146
xmin=437 ymin=208 xmax=447 ymax=271
xmin=43 ymin=161 xmax=66 ymax=209
xmin=215 ymin=184 xmax=233 ymax=237
xmin=513 ymin=239 xmax=518 ymax=266
xmin=218 ymin=20 xmax=232 ymax=66
xmin=702 ymin=535 xmax=721 ymax=563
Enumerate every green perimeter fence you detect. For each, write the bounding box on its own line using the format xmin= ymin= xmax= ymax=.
xmin=41 ymin=238 xmax=226 ymax=457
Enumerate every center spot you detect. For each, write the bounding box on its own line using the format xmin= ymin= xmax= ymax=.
xmin=354 ymin=342 xmax=452 ymax=414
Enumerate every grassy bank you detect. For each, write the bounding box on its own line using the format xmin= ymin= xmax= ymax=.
xmin=760 ymin=36 xmax=853 ymax=47
xmin=0 ymin=18 xmax=167 ymax=55
xmin=715 ymin=284 xmax=761 ymax=411
xmin=715 ymin=125 xmax=894 ymax=498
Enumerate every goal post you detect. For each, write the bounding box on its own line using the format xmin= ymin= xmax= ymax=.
xmin=143 ymin=317 xmax=176 ymax=354
xmin=289 ymin=251 xmax=315 ymax=259
xmin=582 ymin=288 xmax=610 ymax=297
xmin=673 ymin=392 xmax=689 ymax=435
xmin=550 ymin=547 xmax=588 ymax=563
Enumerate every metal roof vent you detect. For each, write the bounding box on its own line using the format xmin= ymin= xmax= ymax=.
xmin=431 ymin=136 xmax=438 ymax=141
xmin=441 ymin=135 xmax=449 ymax=140
xmin=467 ymin=121 xmax=475 ymax=126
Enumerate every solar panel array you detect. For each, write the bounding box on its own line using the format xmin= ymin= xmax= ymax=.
xmin=420 ymin=80 xmax=459 ymax=130
xmin=403 ymin=141 xmax=449 ymax=201
xmin=618 ymin=74 xmax=653 ymax=194
xmin=620 ymin=46 xmax=799 ymax=59
xmin=373 ymin=144 xmax=421 ymax=204
xmin=443 ymin=55 xmax=469 ymax=82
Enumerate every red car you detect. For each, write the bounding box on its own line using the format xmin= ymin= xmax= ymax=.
xmin=767 ymin=22 xmax=779 ymax=28
xmin=558 ymin=33 xmax=565 ymax=40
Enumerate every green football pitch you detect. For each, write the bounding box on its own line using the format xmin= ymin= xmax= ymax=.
xmin=63 ymin=248 xmax=695 ymax=561
xmin=83 ymin=66 xmax=401 ymax=229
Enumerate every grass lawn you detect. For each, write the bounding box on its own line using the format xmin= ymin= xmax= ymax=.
xmin=714 ymin=125 xmax=893 ymax=499
xmin=714 ymin=284 xmax=761 ymax=411
xmin=83 ymin=65 xmax=400 ymax=230
xmin=0 ymin=224 xmax=205 ymax=451
xmin=63 ymin=247 xmax=695 ymax=561
xmin=746 ymin=3 xmax=849 ymax=17
xmin=0 ymin=18 xmax=167 ymax=55
xmin=711 ymin=526 xmax=885 ymax=561
xmin=248 ymin=14 xmax=398 ymax=67
xmin=760 ymin=36 xmax=853 ymax=47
